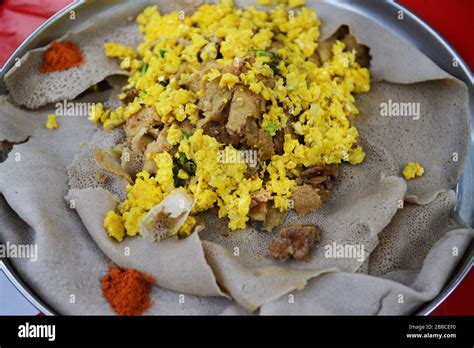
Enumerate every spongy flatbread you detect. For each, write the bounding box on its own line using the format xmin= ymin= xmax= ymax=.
xmin=65 ymin=187 xmax=225 ymax=297
xmin=260 ymin=226 xmax=473 ymax=315
xmin=0 ymin=94 xmax=113 ymax=314
xmin=67 ymin=127 xmax=128 ymax=200
xmin=355 ymin=80 xmax=470 ymax=204
xmin=202 ymin=241 xmax=335 ymax=312
xmin=368 ymin=190 xmax=466 ymax=276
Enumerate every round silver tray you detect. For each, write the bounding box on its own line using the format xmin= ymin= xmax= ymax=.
xmin=0 ymin=0 xmax=472 ymax=316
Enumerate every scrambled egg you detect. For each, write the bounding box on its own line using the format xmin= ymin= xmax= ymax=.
xmin=99 ymin=0 xmax=371 ymax=237
xmin=103 ymin=210 xmax=125 ymax=241
xmin=104 ymin=42 xmax=138 ymax=60
xmin=403 ymin=162 xmax=424 ymax=180
xmin=257 ymin=0 xmax=306 ymax=8
xmin=179 ymin=129 xmax=263 ymax=230
xmin=45 ymin=114 xmax=58 ymax=129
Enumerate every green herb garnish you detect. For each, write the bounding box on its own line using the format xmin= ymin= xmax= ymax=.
xmin=174 ymin=152 xmax=196 ymax=177
xmin=141 ymin=63 xmax=149 ymax=76
xmin=252 ymin=50 xmax=282 ymax=75
xmin=159 ymin=49 xmax=167 ymax=58
xmin=266 ymin=62 xmax=280 ymax=75
xmin=265 ymin=122 xmax=277 ymax=135
xmin=270 ymin=52 xmax=282 ymax=61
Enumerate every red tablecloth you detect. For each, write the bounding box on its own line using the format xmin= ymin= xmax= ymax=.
xmin=0 ymin=0 xmax=472 ymax=315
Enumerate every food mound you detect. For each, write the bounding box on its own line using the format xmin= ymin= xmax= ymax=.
xmin=89 ymin=0 xmax=371 ymax=245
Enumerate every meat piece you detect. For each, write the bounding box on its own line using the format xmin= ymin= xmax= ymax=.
xmin=202 ymin=121 xmax=240 ymax=146
xmin=186 ymin=71 xmax=204 ymax=94
xmin=142 ymin=127 xmax=173 ymax=173
xmin=263 ymin=207 xmax=287 ymax=232
xmin=290 ymin=184 xmax=322 ymax=216
xmin=243 ymin=119 xmax=274 ymax=160
xmin=316 ymin=38 xmax=334 ymax=64
xmin=171 ymin=64 xmax=191 ymax=81
xmin=122 ymin=88 xmax=139 ymax=105
xmin=249 ymin=200 xmax=268 ymax=221
xmin=252 ymin=188 xmax=272 ymax=203
xmin=305 ymin=176 xmax=327 ymax=185
xmin=130 ymin=127 xmax=154 ymax=153
xmin=269 ymin=224 xmax=321 ymax=261
xmin=308 ymin=51 xmax=322 ymax=67
xmin=223 ymin=57 xmax=249 ymax=76
xmin=273 ymin=116 xmax=298 ymax=155
xmin=316 ymin=25 xmax=370 ymax=67
xmin=261 ymin=76 xmax=276 ymax=89
xmin=248 ymin=189 xmax=272 ymax=221
xmin=197 ymin=80 xmax=233 ymax=127
xmin=177 ymin=120 xmax=195 ymax=135
xmin=342 ymin=33 xmax=371 ymax=68
xmin=301 ymin=165 xmax=339 ymax=188
xmin=245 ymin=161 xmax=262 ymax=178
xmin=270 ymin=40 xmax=283 ymax=52
xmin=124 ymin=107 xmax=161 ymax=140
xmin=273 ymin=130 xmax=285 ymax=155
xmin=95 ymin=148 xmax=132 ymax=184
xmin=186 ymin=61 xmax=221 ymax=93
xmin=298 ymin=164 xmax=339 ymax=203
xmin=300 ymin=165 xmax=326 ymax=177
xmin=95 ymin=171 xmax=108 ymax=184
xmin=227 ymin=87 xmax=265 ymax=135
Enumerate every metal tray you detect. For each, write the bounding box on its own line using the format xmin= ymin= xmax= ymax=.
xmin=0 ymin=0 xmax=472 ymax=316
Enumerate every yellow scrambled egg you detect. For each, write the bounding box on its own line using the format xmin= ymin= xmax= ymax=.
xmin=257 ymin=0 xmax=306 ymax=7
xmin=45 ymin=114 xmax=58 ymax=129
xmin=100 ymin=0 xmax=370 ymax=237
xmin=180 ymin=129 xmax=263 ymax=230
xmin=403 ymin=162 xmax=424 ymax=180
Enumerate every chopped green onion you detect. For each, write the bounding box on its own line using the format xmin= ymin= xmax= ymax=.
xmin=177 ymin=152 xmax=187 ymax=166
xmin=265 ymin=122 xmax=277 ymax=135
xmin=183 ymin=161 xmax=196 ymax=176
xmin=159 ymin=49 xmax=167 ymax=58
xmin=141 ymin=63 xmax=149 ymax=76
xmin=270 ymin=52 xmax=283 ymax=61
xmin=173 ymin=152 xmax=197 ymax=180
xmin=266 ymin=62 xmax=280 ymax=75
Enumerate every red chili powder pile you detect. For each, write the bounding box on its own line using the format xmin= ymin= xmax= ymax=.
xmin=40 ymin=41 xmax=85 ymax=73
xmin=101 ymin=267 xmax=154 ymax=316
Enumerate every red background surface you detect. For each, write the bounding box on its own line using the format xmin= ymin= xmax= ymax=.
xmin=0 ymin=0 xmax=472 ymax=315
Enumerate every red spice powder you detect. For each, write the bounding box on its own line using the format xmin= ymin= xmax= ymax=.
xmin=101 ymin=267 xmax=154 ymax=316
xmin=40 ymin=41 xmax=85 ymax=73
